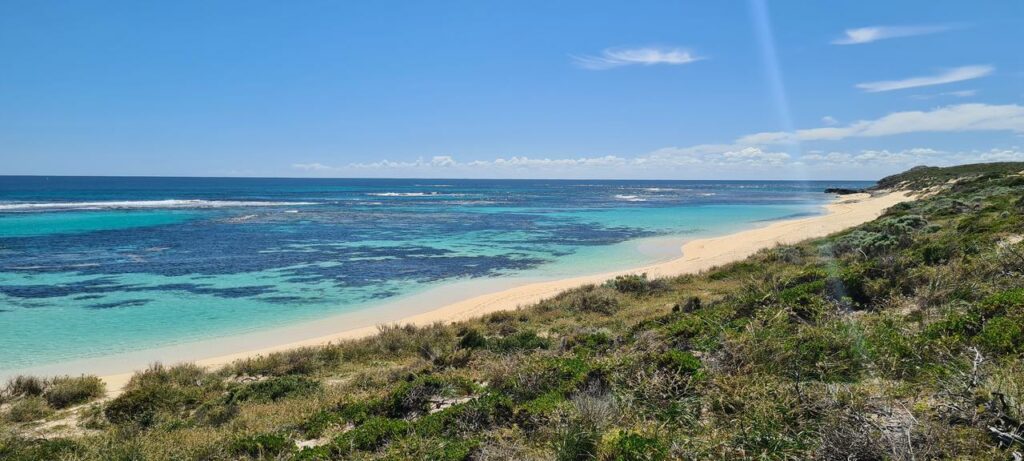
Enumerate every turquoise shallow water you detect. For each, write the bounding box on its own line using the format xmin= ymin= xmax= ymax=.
xmin=0 ymin=211 xmax=199 ymax=237
xmin=0 ymin=177 xmax=871 ymax=371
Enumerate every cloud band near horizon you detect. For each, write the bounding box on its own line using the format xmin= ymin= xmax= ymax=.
xmin=292 ymin=103 xmax=1024 ymax=178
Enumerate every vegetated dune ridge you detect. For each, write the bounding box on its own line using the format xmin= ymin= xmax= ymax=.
xmin=5 ymin=162 xmax=1024 ymax=460
xmin=93 ymin=189 xmax=912 ymax=396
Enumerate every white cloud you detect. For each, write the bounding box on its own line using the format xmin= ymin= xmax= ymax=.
xmin=832 ymin=25 xmax=956 ymax=45
xmin=802 ymin=148 xmax=944 ymax=166
xmin=802 ymin=147 xmax=1024 ymax=169
xmin=821 ymin=116 xmax=839 ymax=126
xmin=856 ymin=65 xmax=993 ymax=92
xmin=944 ymin=89 xmax=978 ymax=98
xmin=738 ymin=103 xmax=1024 ymax=145
xmin=911 ymin=89 xmax=979 ymax=100
xmin=643 ymin=146 xmax=791 ymax=167
xmin=291 ymin=104 xmax=1024 ymax=179
xmin=292 ymin=162 xmax=336 ymax=172
xmin=572 ymin=47 xmax=703 ymax=70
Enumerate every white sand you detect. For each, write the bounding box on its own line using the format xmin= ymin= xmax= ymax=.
xmin=87 ymin=190 xmax=912 ymax=394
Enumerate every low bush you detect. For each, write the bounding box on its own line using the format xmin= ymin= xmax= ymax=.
xmin=415 ymin=393 xmax=513 ymax=438
xmin=607 ymin=273 xmax=669 ymax=297
xmin=43 ymin=375 xmax=105 ymax=409
xmin=554 ymin=424 xmax=599 ymax=461
xmin=602 ymin=432 xmax=667 ymax=461
xmin=488 ymin=330 xmax=550 ymax=353
xmin=979 ymin=288 xmax=1024 ymax=318
xmin=490 ymin=356 xmax=591 ymax=402
xmin=457 ymin=328 xmax=487 ymax=349
xmin=0 ymin=438 xmax=81 ymax=461
xmin=125 ymin=362 xmax=210 ymax=391
xmin=978 ymin=316 xmax=1024 ymax=354
xmin=229 ymin=433 xmax=292 ymax=458
xmin=225 ymin=375 xmax=320 ymax=404
xmin=103 ymin=384 xmax=198 ymax=427
xmin=655 ymin=350 xmax=703 ymax=377
xmin=228 ymin=346 xmax=342 ymax=377
xmin=332 ymin=417 xmax=410 ymax=453
xmin=4 ymin=376 xmax=45 ymax=399
xmin=566 ymin=330 xmax=614 ymax=353
xmin=5 ymin=396 xmax=53 ymax=423
xmin=541 ymin=285 xmax=620 ymax=315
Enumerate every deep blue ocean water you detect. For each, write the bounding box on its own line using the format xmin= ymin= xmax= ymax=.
xmin=0 ymin=176 xmax=872 ymax=371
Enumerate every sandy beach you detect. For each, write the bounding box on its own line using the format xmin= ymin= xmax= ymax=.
xmin=81 ymin=190 xmax=910 ymax=394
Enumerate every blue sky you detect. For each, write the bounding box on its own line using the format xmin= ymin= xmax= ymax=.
xmin=1 ymin=1 xmax=1022 ymax=179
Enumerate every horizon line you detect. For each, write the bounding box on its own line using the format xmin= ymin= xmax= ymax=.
xmin=0 ymin=174 xmax=880 ymax=182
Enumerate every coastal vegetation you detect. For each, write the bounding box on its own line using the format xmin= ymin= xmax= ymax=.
xmin=3 ymin=162 xmax=1024 ymax=459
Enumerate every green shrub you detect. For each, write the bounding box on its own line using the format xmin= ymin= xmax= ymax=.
xmin=602 ymin=432 xmax=667 ymax=461
xmin=333 ymin=417 xmax=410 ymax=453
xmin=226 ymin=375 xmax=320 ymax=404
xmin=566 ymin=330 xmax=614 ymax=353
xmin=672 ymin=296 xmax=702 ymax=313
xmin=978 ymin=316 xmax=1024 ymax=354
xmin=415 ymin=393 xmax=513 ymax=438
xmin=790 ymin=322 xmax=865 ymax=382
xmin=484 ymin=310 xmax=519 ymax=324
xmin=0 ymin=438 xmax=81 ymax=461
xmin=864 ymin=315 xmax=920 ymax=379
xmin=413 ymin=438 xmax=479 ymax=460
xmin=879 ymin=214 xmax=928 ymax=235
xmin=103 ymin=384 xmax=198 ymax=427
xmin=376 ymin=376 xmax=448 ymax=417
xmin=125 ymin=362 xmax=210 ymax=390
xmin=920 ymin=243 xmax=954 ymax=265
xmin=608 ymin=273 xmax=668 ymax=296
xmin=5 ymin=396 xmax=53 ymax=422
xmin=43 ymin=375 xmax=105 ymax=409
xmin=457 ymin=328 xmax=487 ymax=349
xmin=229 ymin=346 xmax=342 ymax=377
xmin=491 ymin=356 xmax=591 ymax=401
xmin=77 ymin=403 xmax=109 ymax=430
xmin=655 ymin=350 xmax=703 ymax=377
xmin=193 ymin=400 xmax=239 ymax=426
xmin=778 ymin=276 xmax=827 ymax=319
xmin=542 ymin=285 xmax=621 ymax=315
xmin=302 ymin=409 xmax=344 ymax=437
xmin=488 ymin=330 xmax=550 ymax=353
xmin=779 ymin=280 xmax=826 ymax=307
xmin=554 ymin=424 xmax=599 ymax=461
xmin=709 ymin=261 xmax=760 ymax=280
xmin=979 ymin=288 xmax=1024 ymax=318
xmin=4 ymin=376 xmax=45 ymax=399
xmin=665 ymin=314 xmax=703 ymax=339
xmin=829 ymin=264 xmax=873 ymax=305
xmin=229 ymin=433 xmax=292 ymax=458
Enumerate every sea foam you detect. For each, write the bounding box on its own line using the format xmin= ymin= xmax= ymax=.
xmin=0 ymin=200 xmax=315 ymax=211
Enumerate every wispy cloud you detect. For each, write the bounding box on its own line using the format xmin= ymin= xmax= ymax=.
xmin=737 ymin=103 xmax=1024 ymax=144
xmin=801 ymin=148 xmax=1024 ymax=169
xmin=912 ymin=89 xmax=979 ymax=100
xmin=571 ymin=47 xmax=703 ymax=70
xmin=856 ymin=65 xmax=993 ymax=92
xmin=831 ymin=24 xmax=956 ymax=45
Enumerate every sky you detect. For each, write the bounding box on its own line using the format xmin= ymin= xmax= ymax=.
xmin=1 ymin=1 xmax=1022 ymax=180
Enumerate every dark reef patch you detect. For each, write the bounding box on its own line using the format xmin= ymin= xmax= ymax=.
xmin=86 ymin=299 xmax=150 ymax=309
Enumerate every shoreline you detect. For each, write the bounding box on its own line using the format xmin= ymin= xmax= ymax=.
xmin=12 ymin=191 xmax=913 ymax=395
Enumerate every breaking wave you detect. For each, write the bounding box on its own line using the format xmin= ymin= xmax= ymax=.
xmin=0 ymin=200 xmax=315 ymax=212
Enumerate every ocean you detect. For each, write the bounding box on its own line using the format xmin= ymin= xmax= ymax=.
xmin=0 ymin=176 xmax=872 ymax=372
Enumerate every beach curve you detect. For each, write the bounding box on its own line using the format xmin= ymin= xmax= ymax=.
xmin=94 ymin=189 xmax=913 ymax=395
